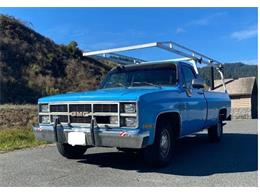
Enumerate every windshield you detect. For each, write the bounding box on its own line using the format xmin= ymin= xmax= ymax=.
xmin=101 ymin=67 xmax=177 ymax=89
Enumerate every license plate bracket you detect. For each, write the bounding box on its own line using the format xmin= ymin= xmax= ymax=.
xmin=68 ymin=132 xmax=86 ymax=146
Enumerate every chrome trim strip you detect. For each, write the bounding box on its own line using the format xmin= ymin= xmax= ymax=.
xmin=120 ymin=113 xmax=137 ymax=117
xmin=44 ymin=101 xmax=128 ymax=104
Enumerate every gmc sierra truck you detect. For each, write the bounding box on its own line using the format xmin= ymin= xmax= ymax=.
xmin=33 ymin=41 xmax=231 ymax=166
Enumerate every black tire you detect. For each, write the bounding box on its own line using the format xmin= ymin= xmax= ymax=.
xmin=208 ymin=118 xmax=223 ymax=143
xmin=56 ymin=143 xmax=87 ymax=159
xmin=142 ymin=120 xmax=174 ymax=167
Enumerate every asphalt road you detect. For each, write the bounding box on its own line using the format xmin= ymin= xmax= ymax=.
xmin=0 ymin=120 xmax=257 ymax=186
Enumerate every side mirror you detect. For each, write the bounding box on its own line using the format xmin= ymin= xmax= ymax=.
xmin=192 ymin=78 xmax=205 ymax=89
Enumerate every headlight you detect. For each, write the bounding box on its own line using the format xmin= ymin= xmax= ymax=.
xmin=110 ymin=116 xmax=118 ymax=124
xmin=121 ymin=103 xmax=136 ymax=113
xmin=121 ymin=117 xmax=137 ymax=127
xmin=39 ymin=115 xmax=50 ymax=124
xmin=39 ymin=104 xmax=49 ymax=112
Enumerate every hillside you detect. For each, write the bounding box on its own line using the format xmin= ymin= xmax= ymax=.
xmin=198 ymin=63 xmax=258 ymax=85
xmin=0 ymin=15 xmax=258 ymax=104
xmin=0 ymin=15 xmax=112 ymax=104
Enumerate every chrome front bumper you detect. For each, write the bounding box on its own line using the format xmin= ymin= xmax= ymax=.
xmin=33 ymin=124 xmax=149 ymax=149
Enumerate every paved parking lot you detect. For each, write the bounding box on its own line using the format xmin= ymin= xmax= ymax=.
xmin=0 ymin=119 xmax=257 ymax=186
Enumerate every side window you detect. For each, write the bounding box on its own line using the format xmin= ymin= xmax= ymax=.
xmin=182 ymin=66 xmax=196 ymax=88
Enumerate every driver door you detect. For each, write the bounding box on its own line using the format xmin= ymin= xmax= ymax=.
xmin=180 ymin=65 xmax=207 ymax=136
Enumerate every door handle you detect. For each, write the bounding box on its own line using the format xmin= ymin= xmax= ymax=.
xmin=197 ymin=91 xmax=204 ymax=95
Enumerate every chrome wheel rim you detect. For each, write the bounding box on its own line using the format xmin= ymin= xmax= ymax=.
xmin=160 ymin=129 xmax=170 ymax=159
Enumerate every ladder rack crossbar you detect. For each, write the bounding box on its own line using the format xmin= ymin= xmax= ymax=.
xmin=83 ymin=41 xmax=222 ymax=68
xmin=159 ymin=41 xmax=222 ymax=65
xmin=158 ymin=43 xmax=220 ymax=67
xmin=93 ymin=53 xmax=146 ymax=65
xmin=83 ymin=42 xmax=158 ymax=57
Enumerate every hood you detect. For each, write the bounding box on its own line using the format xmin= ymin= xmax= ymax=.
xmin=38 ymin=87 xmax=178 ymax=103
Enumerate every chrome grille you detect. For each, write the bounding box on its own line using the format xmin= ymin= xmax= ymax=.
xmin=93 ymin=104 xmax=118 ymax=113
xmin=45 ymin=102 xmax=119 ymax=126
xmin=69 ymin=104 xmax=91 ymax=112
xmin=70 ymin=116 xmax=91 ymax=123
xmin=51 ymin=115 xmax=68 ymax=123
xmin=39 ymin=102 xmax=138 ymax=128
xmin=50 ymin=105 xmax=68 ymax=112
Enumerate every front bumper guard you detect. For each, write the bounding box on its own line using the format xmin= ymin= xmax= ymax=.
xmin=33 ymin=119 xmax=149 ymax=149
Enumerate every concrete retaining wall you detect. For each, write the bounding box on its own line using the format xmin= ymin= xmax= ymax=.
xmin=231 ymin=107 xmax=253 ymax=119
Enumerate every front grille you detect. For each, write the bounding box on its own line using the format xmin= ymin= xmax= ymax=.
xmin=51 ymin=115 xmax=68 ymax=123
xmin=93 ymin=104 xmax=118 ymax=113
xmin=50 ymin=105 xmax=68 ymax=112
xmin=46 ymin=103 xmax=120 ymax=125
xmin=69 ymin=104 xmax=91 ymax=112
xmin=70 ymin=116 xmax=91 ymax=123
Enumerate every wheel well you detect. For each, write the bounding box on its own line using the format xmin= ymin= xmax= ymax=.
xmin=156 ymin=112 xmax=181 ymax=139
xmin=219 ymin=109 xmax=227 ymax=120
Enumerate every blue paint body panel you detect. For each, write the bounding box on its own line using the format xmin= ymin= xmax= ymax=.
xmin=38 ymin=87 xmax=170 ymax=103
xmin=37 ymin=61 xmax=231 ymax=147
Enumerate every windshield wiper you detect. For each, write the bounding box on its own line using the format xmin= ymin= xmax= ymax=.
xmin=103 ymin=81 xmax=127 ymax=88
xmin=132 ymin=81 xmax=161 ymax=88
xmin=116 ymin=82 xmax=127 ymax=87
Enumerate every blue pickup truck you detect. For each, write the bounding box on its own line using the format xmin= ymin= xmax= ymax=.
xmin=33 ymin=42 xmax=231 ymax=166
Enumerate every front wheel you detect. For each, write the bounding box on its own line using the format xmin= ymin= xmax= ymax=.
xmin=142 ymin=120 xmax=174 ymax=167
xmin=208 ymin=118 xmax=223 ymax=142
xmin=56 ymin=143 xmax=88 ymax=159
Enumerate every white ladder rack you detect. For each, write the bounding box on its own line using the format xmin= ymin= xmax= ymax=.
xmin=83 ymin=41 xmax=226 ymax=92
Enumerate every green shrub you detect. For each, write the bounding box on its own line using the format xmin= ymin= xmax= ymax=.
xmin=0 ymin=128 xmax=46 ymax=152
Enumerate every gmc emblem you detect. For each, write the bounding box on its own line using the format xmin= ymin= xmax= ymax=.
xmin=70 ymin=112 xmax=91 ymax=117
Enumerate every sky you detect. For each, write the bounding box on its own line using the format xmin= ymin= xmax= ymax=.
xmin=0 ymin=7 xmax=258 ymax=65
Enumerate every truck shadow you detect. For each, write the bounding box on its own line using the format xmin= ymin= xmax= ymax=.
xmin=77 ymin=133 xmax=258 ymax=176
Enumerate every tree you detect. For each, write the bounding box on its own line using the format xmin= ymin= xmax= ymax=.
xmin=66 ymin=41 xmax=82 ymax=58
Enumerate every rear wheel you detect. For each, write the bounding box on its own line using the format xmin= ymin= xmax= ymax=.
xmin=208 ymin=118 xmax=223 ymax=142
xmin=56 ymin=143 xmax=87 ymax=159
xmin=143 ymin=120 xmax=174 ymax=167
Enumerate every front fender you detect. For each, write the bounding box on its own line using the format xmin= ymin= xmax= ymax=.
xmin=138 ymin=89 xmax=183 ymax=145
